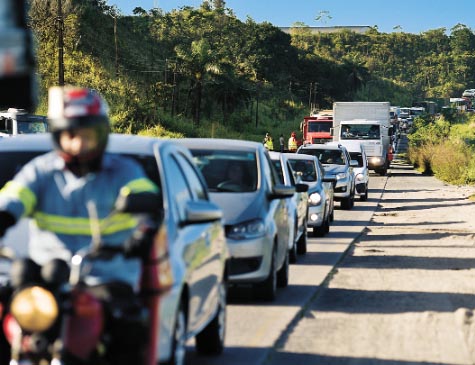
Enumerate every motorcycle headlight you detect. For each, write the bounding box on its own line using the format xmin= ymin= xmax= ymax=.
xmin=227 ymin=219 xmax=265 ymax=240
xmin=308 ymin=192 xmax=322 ymax=205
xmin=10 ymin=286 xmax=58 ymax=332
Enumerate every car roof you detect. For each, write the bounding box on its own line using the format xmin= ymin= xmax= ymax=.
xmin=0 ymin=133 xmax=175 ymax=156
xmin=299 ymin=143 xmax=345 ymax=151
xmin=175 ymin=138 xmax=263 ymax=153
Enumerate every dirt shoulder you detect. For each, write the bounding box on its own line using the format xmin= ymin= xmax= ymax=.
xmin=270 ymin=140 xmax=475 ymax=365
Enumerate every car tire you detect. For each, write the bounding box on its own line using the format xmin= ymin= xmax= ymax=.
xmin=289 ymin=222 xmax=298 ymax=264
xmin=277 ymin=248 xmax=289 ymax=288
xmin=341 ymin=195 xmax=352 ymax=210
xmin=360 ymin=187 xmax=368 ymax=201
xmin=254 ymin=248 xmax=277 ymax=301
xmin=163 ymin=299 xmax=187 ymax=365
xmin=296 ymin=222 xmax=307 ymax=255
xmin=196 ymin=279 xmax=227 ymax=355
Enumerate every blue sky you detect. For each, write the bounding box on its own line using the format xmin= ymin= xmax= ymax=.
xmin=107 ymin=0 xmax=475 ymax=34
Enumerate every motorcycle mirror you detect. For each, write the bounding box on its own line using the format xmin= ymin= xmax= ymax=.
xmin=114 ymin=192 xmax=162 ymax=214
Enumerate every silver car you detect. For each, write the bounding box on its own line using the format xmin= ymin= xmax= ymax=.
xmin=297 ymin=143 xmax=357 ymax=210
xmin=0 ymin=134 xmax=229 ymax=365
xmin=269 ymin=151 xmax=309 ymax=262
xmin=176 ymin=138 xmax=295 ymax=302
xmin=286 ymin=153 xmax=335 ymax=237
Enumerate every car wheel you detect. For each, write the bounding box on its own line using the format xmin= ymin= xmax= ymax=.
xmin=360 ymin=186 xmax=368 ymax=201
xmin=313 ymin=213 xmax=329 ymax=237
xmin=329 ymin=202 xmax=334 ymax=222
xmin=254 ymin=248 xmax=277 ymax=301
xmin=196 ymin=279 xmax=227 ymax=355
xmin=296 ymin=222 xmax=307 ymax=255
xmin=341 ymin=195 xmax=352 ymax=210
xmin=289 ymin=222 xmax=298 ymax=263
xmin=277 ymin=248 xmax=289 ymax=288
xmin=163 ymin=299 xmax=187 ymax=365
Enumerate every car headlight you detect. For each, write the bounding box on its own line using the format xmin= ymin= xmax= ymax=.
xmin=308 ymin=192 xmax=322 ymax=205
xmin=10 ymin=286 xmax=58 ymax=332
xmin=336 ymin=172 xmax=348 ymax=180
xmin=356 ymin=173 xmax=365 ymax=182
xmin=227 ymin=219 xmax=265 ymax=240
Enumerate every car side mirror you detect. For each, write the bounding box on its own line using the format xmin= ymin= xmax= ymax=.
xmin=295 ymin=183 xmax=309 ymax=193
xmin=350 ymin=160 xmax=359 ymax=167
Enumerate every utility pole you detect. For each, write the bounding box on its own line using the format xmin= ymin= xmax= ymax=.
xmin=57 ymin=0 xmax=64 ymax=86
xmin=113 ymin=15 xmax=119 ymax=78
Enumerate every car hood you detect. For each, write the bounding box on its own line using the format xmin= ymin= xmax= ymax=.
xmin=209 ymin=192 xmax=263 ymax=225
xmin=322 ymin=164 xmax=347 ymax=175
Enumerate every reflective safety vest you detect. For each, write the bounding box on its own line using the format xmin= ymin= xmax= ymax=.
xmin=288 ymin=137 xmax=297 ymax=151
xmin=265 ymin=138 xmax=274 ymax=151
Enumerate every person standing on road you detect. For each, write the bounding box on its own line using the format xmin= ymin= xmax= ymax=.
xmin=263 ymin=132 xmax=274 ymax=151
xmin=279 ymin=134 xmax=285 ymax=152
xmin=288 ymin=131 xmax=298 ymax=152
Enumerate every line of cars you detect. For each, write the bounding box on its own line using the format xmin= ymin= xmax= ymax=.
xmin=0 ymin=133 xmax=370 ymax=365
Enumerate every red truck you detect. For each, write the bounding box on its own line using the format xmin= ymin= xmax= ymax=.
xmin=300 ymin=110 xmax=333 ymax=144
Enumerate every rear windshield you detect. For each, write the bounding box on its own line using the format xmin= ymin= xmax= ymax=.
xmin=288 ymin=159 xmax=317 ymax=182
xmin=0 ymin=151 xmax=162 ymax=192
xmin=189 ymin=149 xmax=258 ymax=193
xmin=299 ymin=149 xmax=346 ymax=166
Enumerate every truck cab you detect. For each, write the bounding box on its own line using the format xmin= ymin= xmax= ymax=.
xmin=0 ymin=108 xmax=48 ymax=136
xmin=301 ymin=110 xmax=333 ymax=144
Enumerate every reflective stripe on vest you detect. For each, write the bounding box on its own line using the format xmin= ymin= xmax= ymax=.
xmin=120 ymin=177 xmax=159 ymax=196
xmin=0 ymin=181 xmax=36 ymax=217
xmin=33 ymin=211 xmax=138 ymax=236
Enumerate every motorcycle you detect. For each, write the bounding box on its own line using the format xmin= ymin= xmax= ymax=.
xmin=0 ymin=192 xmax=171 ymax=365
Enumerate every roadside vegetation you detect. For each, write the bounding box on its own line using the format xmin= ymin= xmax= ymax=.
xmin=27 ymin=0 xmax=475 ymax=185
xmin=407 ymin=112 xmax=475 ymax=185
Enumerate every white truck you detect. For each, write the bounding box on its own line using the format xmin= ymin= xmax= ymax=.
xmin=0 ymin=108 xmax=48 ymax=137
xmin=332 ymin=101 xmax=393 ymax=176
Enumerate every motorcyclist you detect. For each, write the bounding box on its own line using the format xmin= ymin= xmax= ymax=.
xmin=0 ymin=85 xmax=160 ymax=364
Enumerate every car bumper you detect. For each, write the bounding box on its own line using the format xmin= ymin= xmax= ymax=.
xmin=367 ymin=156 xmax=386 ymax=169
xmin=226 ymin=235 xmax=274 ymax=284
xmin=306 ymin=204 xmax=325 ymax=227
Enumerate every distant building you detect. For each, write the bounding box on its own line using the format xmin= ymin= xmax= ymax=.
xmin=279 ymin=26 xmax=372 ymax=34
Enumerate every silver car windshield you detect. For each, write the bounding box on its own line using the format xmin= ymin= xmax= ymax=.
xmin=191 ymin=150 xmax=258 ymax=193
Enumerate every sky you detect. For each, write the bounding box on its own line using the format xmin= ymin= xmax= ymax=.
xmin=107 ymin=0 xmax=475 ymax=34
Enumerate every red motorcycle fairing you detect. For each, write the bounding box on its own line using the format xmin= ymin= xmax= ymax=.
xmin=63 ymin=289 xmax=104 ymax=360
xmin=2 ymin=313 xmax=20 ymax=346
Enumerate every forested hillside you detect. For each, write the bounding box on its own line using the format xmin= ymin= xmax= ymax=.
xmin=28 ymin=0 xmax=475 ymax=141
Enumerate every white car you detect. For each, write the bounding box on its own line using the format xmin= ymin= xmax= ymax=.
xmin=334 ymin=141 xmax=369 ymax=201
xmin=269 ymin=151 xmax=309 ymax=262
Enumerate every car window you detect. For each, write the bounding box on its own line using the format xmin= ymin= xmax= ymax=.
xmin=174 ymin=153 xmax=207 ymax=200
xmin=270 ymin=159 xmax=285 ymax=184
xmin=288 ymin=159 xmax=317 ymax=182
xmin=165 ymin=156 xmax=193 ymax=222
xmin=349 ymin=152 xmax=364 ymax=167
xmin=190 ymin=149 xmax=257 ymax=193
xmin=0 ymin=151 xmax=45 ymax=187
xmin=300 ymin=149 xmax=345 ymax=165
